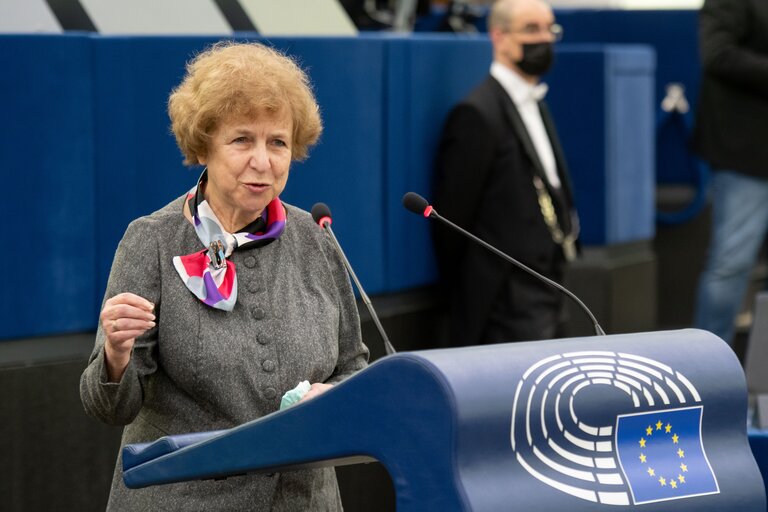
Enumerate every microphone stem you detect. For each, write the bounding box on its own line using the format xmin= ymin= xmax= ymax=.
xmin=432 ymin=212 xmax=605 ymax=337
xmin=324 ymin=223 xmax=397 ymax=354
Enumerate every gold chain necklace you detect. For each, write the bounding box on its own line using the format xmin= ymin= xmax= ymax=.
xmin=532 ymin=175 xmax=578 ymax=261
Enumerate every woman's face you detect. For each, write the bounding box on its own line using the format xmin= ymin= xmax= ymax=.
xmin=199 ymin=111 xmax=293 ymax=232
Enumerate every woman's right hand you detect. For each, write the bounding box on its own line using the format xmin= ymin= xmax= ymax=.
xmin=100 ymin=292 xmax=156 ymax=382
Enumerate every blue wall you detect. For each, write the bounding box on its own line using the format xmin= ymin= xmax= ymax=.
xmin=1 ymin=36 xmax=96 ymax=337
xmin=0 ymin=33 xmax=654 ymax=339
xmin=555 ymin=10 xmax=701 ymax=187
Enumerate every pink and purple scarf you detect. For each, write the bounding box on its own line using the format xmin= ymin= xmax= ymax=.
xmin=173 ymin=171 xmax=286 ymax=311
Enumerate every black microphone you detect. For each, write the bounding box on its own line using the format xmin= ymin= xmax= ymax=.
xmin=311 ymin=203 xmax=396 ymax=355
xmin=402 ymin=192 xmax=605 ymax=337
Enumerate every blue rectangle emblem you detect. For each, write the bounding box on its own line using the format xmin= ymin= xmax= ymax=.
xmin=615 ymin=406 xmax=719 ymax=504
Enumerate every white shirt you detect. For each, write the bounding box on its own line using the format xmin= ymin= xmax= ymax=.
xmin=490 ymin=61 xmax=561 ymax=189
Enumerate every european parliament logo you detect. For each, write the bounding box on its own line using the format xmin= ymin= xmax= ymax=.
xmin=510 ymin=351 xmax=719 ymax=506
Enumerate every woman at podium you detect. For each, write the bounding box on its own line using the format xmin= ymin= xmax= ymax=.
xmin=79 ymin=41 xmax=369 ymax=510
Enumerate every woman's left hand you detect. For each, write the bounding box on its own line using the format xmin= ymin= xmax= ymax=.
xmin=298 ymin=383 xmax=333 ymax=403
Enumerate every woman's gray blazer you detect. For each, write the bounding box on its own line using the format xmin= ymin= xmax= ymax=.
xmin=80 ymin=196 xmax=369 ymax=511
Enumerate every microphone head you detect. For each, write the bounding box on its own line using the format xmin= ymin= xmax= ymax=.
xmin=402 ymin=192 xmax=433 ymax=217
xmin=311 ymin=202 xmax=332 ymax=227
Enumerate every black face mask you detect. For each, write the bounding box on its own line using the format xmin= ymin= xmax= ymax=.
xmin=517 ymin=42 xmax=555 ymax=76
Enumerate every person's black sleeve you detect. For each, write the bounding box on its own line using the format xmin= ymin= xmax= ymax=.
xmin=699 ymin=0 xmax=768 ymax=99
xmin=432 ymin=103 xmax=497 ymax=275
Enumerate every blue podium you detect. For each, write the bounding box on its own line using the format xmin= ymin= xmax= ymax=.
xmin=122 ymin=329 xmax=765 ymax=511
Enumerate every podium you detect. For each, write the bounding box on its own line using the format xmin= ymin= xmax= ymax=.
xmin=122 ymin=329 xmax=765 ymax=511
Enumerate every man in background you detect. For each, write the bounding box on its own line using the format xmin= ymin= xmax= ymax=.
xmin=692 ymin=0 xmax=768 ymax=345
xmin=432 ymin=0 xmax=578 ymax=346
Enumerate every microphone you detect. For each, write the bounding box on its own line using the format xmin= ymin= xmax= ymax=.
xmin=311 ymin=203 xmax=396 ymax=355
xmin=402 ymin=192 xmax=605 ymax=337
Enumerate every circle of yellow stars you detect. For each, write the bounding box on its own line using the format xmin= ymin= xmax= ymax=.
xmin=637 ymin=419 xmax=688 ymax=489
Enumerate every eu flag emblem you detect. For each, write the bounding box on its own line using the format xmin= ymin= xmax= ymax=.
xmin=616 ymin=406 xmax=719 ymax=504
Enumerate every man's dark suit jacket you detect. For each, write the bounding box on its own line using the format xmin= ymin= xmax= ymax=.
xmin=692 ymin=0 xmax=768 ymax=177
xmin=433 ymin=75 xmax=576 ymax=347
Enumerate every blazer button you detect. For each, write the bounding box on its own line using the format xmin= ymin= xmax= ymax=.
xmin=251 ymin=307 xmax=266 ymax=320
xmin=243 ymin=256 xmax=257 ymax=268
xmin=246 ymin=280 xmax=260 ymax=293
xmin=262 ymin=360 xmax=276 ymax=373
xmin=257 ymin=334 xmax=269 ymax=345
xmin=263 ymin=387 xmax=277 ymax=399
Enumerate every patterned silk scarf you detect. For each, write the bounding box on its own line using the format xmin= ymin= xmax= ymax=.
xmin=173 ymin=170 xmax=286 ymax=311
